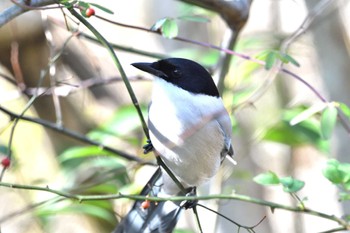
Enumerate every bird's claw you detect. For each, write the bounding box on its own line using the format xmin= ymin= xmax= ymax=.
xmin=181 ymin=187 xmax=198 ymax=209
xmin=143 ymin=139 xmax=154 ymax=154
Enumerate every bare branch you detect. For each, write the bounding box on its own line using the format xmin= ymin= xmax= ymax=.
xmin=0 ymin=181 xmax=349 ymax=231
xmin=0 ymin=0 xmax=56 ymax=27
xmin=0 ymin=105 xmax=153 ymax=164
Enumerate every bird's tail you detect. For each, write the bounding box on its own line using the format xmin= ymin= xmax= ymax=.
xmin=113 ymin=168 xmax=183 ymax=233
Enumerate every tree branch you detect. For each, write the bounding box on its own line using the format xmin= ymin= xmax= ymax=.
xmin=0 ymin=181 xmax=348 ymax=230
xmin=0 ymin=0 xmax=56 ymax=27
xmin=0 ymin=105 xmax=153 ymax=165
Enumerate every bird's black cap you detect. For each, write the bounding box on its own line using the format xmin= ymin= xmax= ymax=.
xmin=132 ymin=58 xmax=219 ymax=97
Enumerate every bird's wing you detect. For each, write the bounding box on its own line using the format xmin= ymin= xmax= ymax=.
xmin=216 ymin=109 xmax=234 ymax=160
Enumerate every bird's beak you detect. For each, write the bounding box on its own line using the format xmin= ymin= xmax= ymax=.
xmin=132 ymin=62 xmax=168 ymax=78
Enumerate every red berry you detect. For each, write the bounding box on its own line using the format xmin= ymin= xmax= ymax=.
xmin=85 ymin=8 xmax=95 ymax=17
xmin=141 ymin=200 xmax=150 ymax=209
xmin=1 ymin=157 xmax=10 ymax=168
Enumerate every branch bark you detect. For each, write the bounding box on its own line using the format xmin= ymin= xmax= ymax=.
xmin=0 ymin=0 xmax=56 ymax=27
xmin=0 ymin=180 xmax=349 ymax=231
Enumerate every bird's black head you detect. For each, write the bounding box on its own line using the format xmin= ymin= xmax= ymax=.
xmin=132 ymin=58 xmax=219 ymax=97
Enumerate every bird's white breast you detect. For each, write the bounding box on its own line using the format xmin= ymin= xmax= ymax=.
xmin=148 ymin=78 xmax=231 ymax=194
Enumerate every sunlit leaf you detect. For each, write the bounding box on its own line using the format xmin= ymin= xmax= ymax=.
xmin=59 ymin=146 xmax=115 ymax=163
xmin=279 ymin=176 xmax=305 ymax=193
xmin=151 ymin=18 xmax=178 ymax=38
xmin=253 ymin=171 xmax=280 ymax=185
xmin=262 ymin=106 xmax=330 ymax=153
xmin=150 ymin=18 xmax=167 ymax=32
xmin=265 ymin=51 xmax=277 ymax=70
xmin=323 ymin=159 xmax=344 ymax=184
xmin=289 ymin=103 xmax=326 ymax=126
xmin=338 ymin=102 xmax=350 ymax=121
xmin=320 ymin=105 xmax=338 ymax=140
xmin=162 ymin=18 xmax=178 ymax=38
xmin=323 ymin=159 xmax=350 ymax=189
xmin=282 ymin=53 xmax=300 ymax=67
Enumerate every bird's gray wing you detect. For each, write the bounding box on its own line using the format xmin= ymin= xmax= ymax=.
xmin=216 ymin=110 xmax=234 ymax=161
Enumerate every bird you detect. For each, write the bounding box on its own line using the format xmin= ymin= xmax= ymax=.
xmin=113 ymin=58 xmax=234 ymax=233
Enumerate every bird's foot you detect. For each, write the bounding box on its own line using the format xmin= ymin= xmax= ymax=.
xmin=181 ymin=187 xmax=198 ymax=209
xmin=143 ymin=139 xmax=154 ymax=154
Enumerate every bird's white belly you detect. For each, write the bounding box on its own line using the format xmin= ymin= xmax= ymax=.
xmin=148 ymin=96 xmax=225 ymax=193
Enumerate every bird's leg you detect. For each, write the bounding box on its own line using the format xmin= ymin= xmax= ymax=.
xmin=143 ymin=139 xmax=154 ymax=154
xmin=181 ymin=187 xmax=198 ymax=209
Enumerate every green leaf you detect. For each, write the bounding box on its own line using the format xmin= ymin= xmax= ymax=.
xmin=151 ymin=18 xmax=167 ymax=32
xmin=37 ymin=202 xmax=116 ymax=224
xmin=83 ymin=183 xmax=118 ymax=194
xmin=151 ymin=18 xmax=178 ymax=39
xmin=320 ymin=105 xmax=338 ymax=140
xmin=253 ymin=171 xmax=280 ymax=185
xmin=89 ymin=3 xmax=114 ymax=14
xmin=279 ymin=176 xmax=305 ymax=193
xmin=289 ymin=103 xmax=326 ymax=126
xmin=262 ymin=106 xmax=330 ymax=153
xmin=324 ymin=159 xmax=350 ymax=187
xmin=78 ymin=1 xmax=89 ymax=9
xmin=282 ymin=53 xmax=300 ymax=67
xmin=59 ymin=146 xmax=115 ymax=163
xmin=59 ymin=0 xmax=72 ymax=6
xmin=323 ymin=159 xmax=344 ymax=184
xmin=338 ymin=102 xmax=350 ymax=121
xmin=258 ymin=50 xmax=300 ymax=69
xmin=265 ymin=51 xmax=277 ymax=70
xmin=340 ymin=192 xmax=350 ymax=201
xmin=178 ymin=15 xmax=210 ymax=23
xmin=339 ymin=164 xmax=350 ymax=185
xmin=88 ymin=105 xmax=147 ymax=145
xmin=161 ymin=18 xmax=178 ymax=39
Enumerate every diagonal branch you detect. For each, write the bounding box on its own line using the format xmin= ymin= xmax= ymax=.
xmin=0 ymin=105 xmax=153 ymax=165
xmin=0 ymin=0 xmax=56 ymax=27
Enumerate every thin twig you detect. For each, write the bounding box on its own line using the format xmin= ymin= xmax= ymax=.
xmin=0 ymin=0 xmax=57 ymax=27
xmin=79 ymin=32 xmax=168 ymax=60
xmin=198 ymin=203 xmax=266 ymax=232
xmin=93 ymin=15 xmax=329 ymax=105
xmin=0 ymin=54 xmax=50 ymax=180
xmin=22 ymin=76 xmax=148 ymax=96
xmin=317 ymin=227 xmax=348 ymax=233
xmin=0 ymin=105 xmax=152 ymax=164
xmin=0 ymin=197 xmax=64 ymax=224
xmin=280 ymin=0 xmax=334 ymax=54
xmin=0 ymin=181 xmax=348 ymax=230
xmin=68 ymin=7 xmax=149 ymax=140
xmin=192 ymin=205 xmax=203 ymax=233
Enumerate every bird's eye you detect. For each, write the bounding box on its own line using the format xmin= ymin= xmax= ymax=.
xmin=172 ymin=69 xmax=181 ymax=78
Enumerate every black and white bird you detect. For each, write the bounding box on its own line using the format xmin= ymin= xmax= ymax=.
xmin=114 ymin=58 xmax=234 ymax=233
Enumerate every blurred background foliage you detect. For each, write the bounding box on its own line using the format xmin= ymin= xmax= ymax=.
xmin=0 ymin=0 xmax=350 ymax=232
